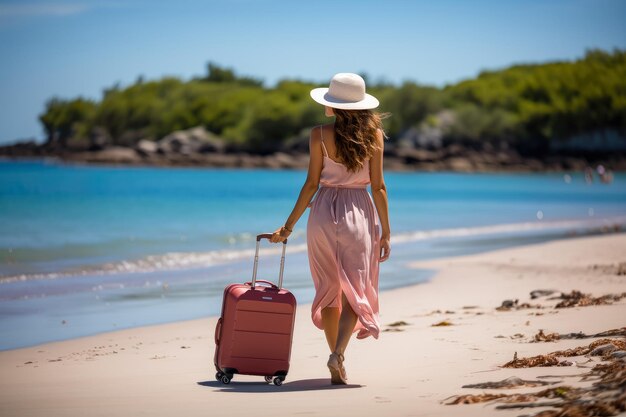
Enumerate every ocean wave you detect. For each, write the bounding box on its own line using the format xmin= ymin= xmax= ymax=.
xmin=0 ymin=242 xmax=308 ymax=284
xmin=392 ymin=215 xmax=626 ymax=243
xmin=1 ymin=215 xmax=624 ymax=284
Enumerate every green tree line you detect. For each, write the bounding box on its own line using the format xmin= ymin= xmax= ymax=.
xmin=40 ymin=49 xmax=626 ymax=154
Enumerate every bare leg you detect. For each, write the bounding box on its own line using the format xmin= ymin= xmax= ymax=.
xmin=320 ymin=307 xmax=339 ymax=352
xmin=327 ymin=293 xmax=358 ymax=384
xmin=333 ymin=292 xmax=358 ymax=356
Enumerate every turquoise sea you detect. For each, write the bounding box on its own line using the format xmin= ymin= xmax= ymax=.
xmin=1 ymin=160 xmax=625 ymax=350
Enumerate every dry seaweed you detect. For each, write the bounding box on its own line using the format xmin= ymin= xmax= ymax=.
xmin=497 ymin=298 xmax=544 ymax=311
xmin=594 ymin=328 xmax=626 ymax=338
xmin=504 ymin=354 xmax=562 ymax=368
xmin=504 ymin=338 xmax=626 ymax=368
xmin=534 ymin=329 xmax=561 ymax=342
xmin=449 ymin=337 xmax=626 ymax=417
xmin=462 ymin=376 xmax=556 ymax=389
xmin=551 ymin=338 xmax=626 ymax=358
xmin=446 ymin=386 xmax=581 ymax=405
xmin=583 ymin=360 xmax=626 ymax=384
xmin=589 ymin=262 xmax=626 ymax=276
xmin=451 ymin=364 xmax=626 ymax=415
xmin=554 ymin=290 xmax=626 ymax=308
xmin=386 ymin=320 xmax=409 ymax=327
xmin=496 ymin=400 xmax=564 ymax=410
xmin=382 ymin=328 xmax=404 ymax=333
xmin=514 ymin=390 xmax=626 ymax=416
xmin=444 ymin=393 xmax=508 ymax=404
xmin=535 ymin=329 xmax=625 ymax=342
xmin=496 ymin=299 xmax=518 ymax=311
xmin=384 ymin=320 xmax=409 ymax=332
xmin=431 ymin=320 xmax=453 ymax=327
xmin=590 ymin=343 xmax=621 ymax=356
xmin=533 ymin=328 xmax=626 ymax=342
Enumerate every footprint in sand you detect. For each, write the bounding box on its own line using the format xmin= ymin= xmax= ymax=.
xmin=149 ymin=355 xmax=171 ymax=360
xmin=374 ymin=396 xmax=391 ymax=403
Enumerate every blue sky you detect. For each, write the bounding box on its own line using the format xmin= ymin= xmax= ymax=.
xmin=1 ymin=0 xmax=625 ymax=144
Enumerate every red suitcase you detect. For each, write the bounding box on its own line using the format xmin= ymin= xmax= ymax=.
xmin=214 ymin=233 xmax=296 ymax=386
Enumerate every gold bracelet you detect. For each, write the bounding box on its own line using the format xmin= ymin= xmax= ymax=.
xmin=283 ymin=225 xmax=293 ymax=233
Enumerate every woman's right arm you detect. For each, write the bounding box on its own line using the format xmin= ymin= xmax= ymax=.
xmin=370 ymin=129 xmax=391 ymax=262
xmin=269 ymin=126 xmax=324 ymax=243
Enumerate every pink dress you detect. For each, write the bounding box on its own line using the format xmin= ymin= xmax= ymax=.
xmin=306 ymin=129 xmax=381 ymax=339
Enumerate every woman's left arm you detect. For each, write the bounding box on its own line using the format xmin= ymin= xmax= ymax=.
xmin=270 ymin=127 xmax=324 ymax=243
xmin=370 ymin=129 xmax=391 ymax=261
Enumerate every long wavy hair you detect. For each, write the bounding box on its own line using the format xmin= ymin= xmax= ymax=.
xmin=333 ymin=109 xmax=389 ymax=172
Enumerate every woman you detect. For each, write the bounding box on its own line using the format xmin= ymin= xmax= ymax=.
xmin=270 ymin=73 xmax=391 ymax=385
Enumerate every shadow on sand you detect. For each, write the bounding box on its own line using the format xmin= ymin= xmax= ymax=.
xmin=197 ymin=378 xmax=363 ymax=393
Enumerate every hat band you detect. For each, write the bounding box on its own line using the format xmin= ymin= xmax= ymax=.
xmin=322 ymin=92 xmax=367 ymax=104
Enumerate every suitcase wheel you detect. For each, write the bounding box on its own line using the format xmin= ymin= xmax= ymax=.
xmin=273 ymin=377 xmax=284 ymax=386
xmin=264 ymin=376 xmax=273 ymax=383
xmin=220 ymin=374 xmax=232 ymax=384
xmin=215 ymin=372 xmax=224 ymax=381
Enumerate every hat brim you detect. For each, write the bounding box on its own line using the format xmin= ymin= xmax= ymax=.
xmin=310 ymin=88 xmax=379 ymax=110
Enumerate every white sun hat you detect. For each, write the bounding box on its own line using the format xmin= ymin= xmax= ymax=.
xmin=310 ymin=73 xmax=379 ymax=110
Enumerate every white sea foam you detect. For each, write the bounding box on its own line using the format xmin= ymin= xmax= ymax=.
xmin=1 ymin=215 xmax=624 ymax=284
xmin=392 ymin=215 xmax=626 ymax=243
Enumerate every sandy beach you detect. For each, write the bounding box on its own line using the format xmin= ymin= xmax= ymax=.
xmin=1 ymin=232 xmax=625 ymax=417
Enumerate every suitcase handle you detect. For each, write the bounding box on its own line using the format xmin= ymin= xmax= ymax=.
xmin=245 ymin=280 xmax=279 ymax=289
xmin=214 ymin=317 xmax=222 ymax=345
xmin=256 ymin=233 xmax=288 ymax=244
xmin=252 ymin=233 xmax=287 ymax=289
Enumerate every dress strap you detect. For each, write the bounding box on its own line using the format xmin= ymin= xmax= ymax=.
xmin=319 ymin=126 xmax=328 ymax=157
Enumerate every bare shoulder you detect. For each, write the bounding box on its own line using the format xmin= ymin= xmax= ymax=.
xmin=309 ymin=125 xmax=324 ymax=154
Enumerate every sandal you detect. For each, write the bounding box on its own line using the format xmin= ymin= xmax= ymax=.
xmin=327 ymin=352 xmax=348 ymax=385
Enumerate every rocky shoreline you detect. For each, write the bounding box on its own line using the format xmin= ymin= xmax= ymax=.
xmin=2 ymin=124 xmax=625 ymax=172
xmin=2 ymin=141 xmax=625 ymax=173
